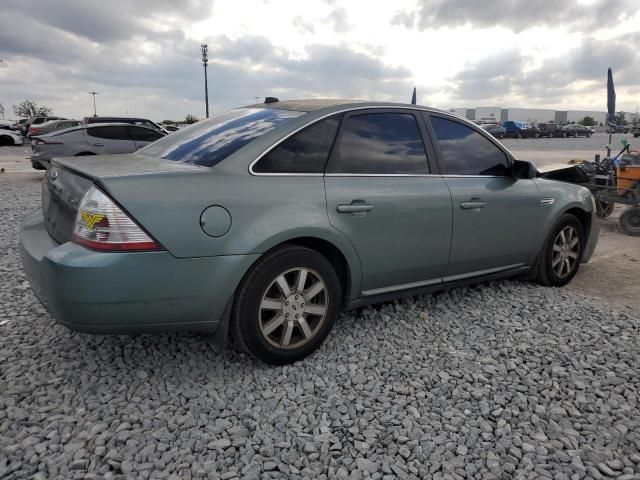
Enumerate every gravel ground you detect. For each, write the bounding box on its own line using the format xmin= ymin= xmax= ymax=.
xmin=1 ymin=175 xmax=640 ymax=480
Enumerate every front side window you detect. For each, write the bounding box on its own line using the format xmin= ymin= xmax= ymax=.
xmin=429 ymin=116 xmax=510 ymax=176
xmin=253 ymin=115 xmax=341 ymax=173
xmin=137 ymin=108 xmax=304 ymax=167
xmin=86 ymin=126 xmax=131 ymax=141
xmin=332 ymin=112 xmax=429 ymax=174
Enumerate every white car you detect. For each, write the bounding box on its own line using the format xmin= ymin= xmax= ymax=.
xmin=30 ymin=122 xmax=165 ymax=169
xmin=0 ymin=127 xmax=24 ymax=146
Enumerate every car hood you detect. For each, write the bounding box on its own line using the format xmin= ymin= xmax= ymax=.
xmin=53 ymin=153 xmax=207 ymax=179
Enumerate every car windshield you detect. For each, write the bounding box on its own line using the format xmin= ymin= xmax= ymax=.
xmin=137 ymin=108 xmax=304 ymax=167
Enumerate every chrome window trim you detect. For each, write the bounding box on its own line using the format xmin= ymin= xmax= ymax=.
xmin=248 ymin=105 xmax=518 ymax=176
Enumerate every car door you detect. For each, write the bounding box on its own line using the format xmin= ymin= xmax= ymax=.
xmin=324 ymin=109 xmax=453 ymax=295
xmin=128 ymin=126 xmax=164 ymax=150
xmin=425 ymin=113 xmax=540 ymax=279
xmin=86 ymin=126 xmax=136 ymax=154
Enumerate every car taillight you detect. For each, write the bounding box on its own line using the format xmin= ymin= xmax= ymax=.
xmin=72 ymin=186 xmax=162 ymax=251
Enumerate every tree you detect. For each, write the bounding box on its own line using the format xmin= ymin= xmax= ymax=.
xmin=0 ymin=102 xmax=4 ymax=120
xmin=12 ymin=100 xmax=53 ymax=118
xmin=184 ymin=114 xmax=199 ymax=124
xmin=615 ymin=111 xmax=627 ymax=125
xmin=580 ymin=116 xmax=595 ymax=126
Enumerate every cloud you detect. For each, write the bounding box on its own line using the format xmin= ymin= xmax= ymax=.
xmin=394 ymin=0 xmax=633 ymax=33
xmin=450 ymin=35 xmax=640 ymax=106
xmin=327 ymin=8 xmax=350 ymax=33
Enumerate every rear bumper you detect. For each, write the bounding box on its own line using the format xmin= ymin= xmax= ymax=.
xmin=20 ymin=210 xmax=259 ymax=334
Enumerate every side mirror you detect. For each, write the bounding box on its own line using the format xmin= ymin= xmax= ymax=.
xmin=513 ymin=159 xmax=537 ymax=179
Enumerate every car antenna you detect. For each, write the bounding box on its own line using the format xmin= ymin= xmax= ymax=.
xmin=264 ymin=97 xmax=279 ymax=104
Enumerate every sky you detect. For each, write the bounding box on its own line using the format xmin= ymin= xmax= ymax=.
xmin=1 ymin=0 xmax=639 ymax=121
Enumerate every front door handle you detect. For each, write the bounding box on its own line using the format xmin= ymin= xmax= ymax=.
xmin=337 ymin=202 xmax=374 ymax=214
xmin=92 ymin=143 xmax=104 ymax=147
xmin=460 ymin=200 xmax=487 ymax=209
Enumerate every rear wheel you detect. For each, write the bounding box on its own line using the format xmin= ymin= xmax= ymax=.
xmin=619 ymin=207 xmax=640 ymax=236
xmin=232 ymin=246 xmax=341 ymax=364
xmin=533 ymin=214 xmax=584 ymax=287
xmin=517 ymin=132 xmax=522 ymax=139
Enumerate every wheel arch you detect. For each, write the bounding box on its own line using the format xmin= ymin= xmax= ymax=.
xmin=563 ymin=206 xmax=591 ymax=238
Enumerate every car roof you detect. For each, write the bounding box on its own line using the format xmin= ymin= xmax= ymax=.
xmin=242 ymin=98 xmax=453 ymax=116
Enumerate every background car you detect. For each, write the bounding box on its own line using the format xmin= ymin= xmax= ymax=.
xmin=632 ymin=126 xmax=640 ymax=138
xmin=20 ymin=99 xmax=598 ymax=364
xmin=481 ymin=123 xmax=507 ymax=139
xmin=0 ymin=128 xmax=24 ymax=146
xmin=30 ymin=122 xmax=165 ymax=169
xmin=84 ymin=116 xmax=168 ymax=134
xmin=23 ymin=116 xmax=67 ymax=137
xmin=29 ymin=119 xmax=81 ymax=137
xmin=502 ymin=121 xmax=540 ymax=138
xmin=538 ymin=123 xmax=567 ymax=138
xmin=563 ymin=124 xmax=592 ymax=137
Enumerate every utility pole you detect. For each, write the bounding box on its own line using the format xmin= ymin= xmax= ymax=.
xmin=89 ymin=92 xmax=99 ymax=117
xmin=201 ymin=44 xmax=209 ymax=118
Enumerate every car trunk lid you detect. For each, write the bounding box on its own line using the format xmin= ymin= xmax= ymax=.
xmin=43 ymin=154 xmax=206 ymax=244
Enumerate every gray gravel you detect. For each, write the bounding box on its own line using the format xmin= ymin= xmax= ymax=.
xmin=1 ymin=175 xmax=640 ymax=480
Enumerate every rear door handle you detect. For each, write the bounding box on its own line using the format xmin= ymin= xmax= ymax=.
xmin=92 ymin=143 xmax=104 ymax=147
xmin=337 ymin=202 xmax=374 ymax=214
xmin=460 ymin=201 xmax=487 ymax=209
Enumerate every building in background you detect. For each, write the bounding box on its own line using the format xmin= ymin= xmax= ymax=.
xmin=448 ymin=106 xmax=629 ymax=126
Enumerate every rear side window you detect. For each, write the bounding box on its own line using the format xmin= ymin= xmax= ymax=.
xmin=129 ymin=126 xmax=163 ymax=142
xmin=87 ymin=126 xmax=131 ymax=141
xmin=429 ymin=116 xmax=510 ymax=176
xmin=253 ymin=115 xmax=341 ymax=173
xmin=137 ymin=108 xmax=303 ymax=167
xmin=331 ymin=112 xmax=429 ymax=174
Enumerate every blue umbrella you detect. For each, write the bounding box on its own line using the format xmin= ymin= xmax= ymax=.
xmin=411 ymin=87 xmax=416 ymax=105
xmin=607 ymin=68 xmax=616 ymax=124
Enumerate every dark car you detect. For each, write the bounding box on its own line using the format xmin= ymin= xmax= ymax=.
xmin=502 ymin=121 xmax=540 ymax=138
xmin=563 ymin=124 xmax=591 ymax=137
xmin=481 ymin=123 xmax=507 ymax=139
xmin=84 ymin=117 xmax=168 ymax=134
xmin=538 ymin=123 xmax=567 ymax=138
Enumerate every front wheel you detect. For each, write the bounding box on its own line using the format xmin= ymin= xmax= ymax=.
xmin=232 ymin=245 xmax=341 ymax=364
xmin=533 ymin=214 xmax=584 ymax=287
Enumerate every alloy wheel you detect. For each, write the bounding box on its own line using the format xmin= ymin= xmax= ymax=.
xmin=551 ymin=226 xmax=580 ymax=278
xmin=258 ymin=267 xmax=328 ymax=349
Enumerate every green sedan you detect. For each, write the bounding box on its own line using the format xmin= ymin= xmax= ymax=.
xmin=20 ymin=99 xmax=599 ymax=364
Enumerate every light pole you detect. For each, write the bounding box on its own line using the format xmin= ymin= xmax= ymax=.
xmin=201 ymin=44 xmax=209 ymax=118
xmin=89 ymin=92 xmax=99 ymax=117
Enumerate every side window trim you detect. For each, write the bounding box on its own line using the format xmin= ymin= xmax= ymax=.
xmin=326 ymin=108 xmax=432 ymax=176
xmin=423 ymin=112 xmax=514 ymax=177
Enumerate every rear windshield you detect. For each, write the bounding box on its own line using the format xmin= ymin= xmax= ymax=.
xmin=137 ymin=108 xmax=303 ymax=167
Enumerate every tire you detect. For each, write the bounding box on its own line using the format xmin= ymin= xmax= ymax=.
xmin=499 ymin=133 xmax=505 ymax=139
xmin=619 ymin=207 xmax=640 ymax=236
xmin=0 ymin=135 xmax=15 ymax=147
xmin=534 ymin=132 xmax=540 ymax=138
xmin=562 ymin=132 xmax=568 ymax=138
xmin=231 ymin=245 xmax=342 ymax=364
xmin=31 ymin=160 xmax=45 ymax=171
xmin=532 ymin=214 xmax=584 ymax=287
xmin=586 ymin=133 xmax=591 ymax=138
xmin=549 ymin=132 xmax=554 ymax=138
xmin=517 ymin=133 xmax=522 ymax=139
